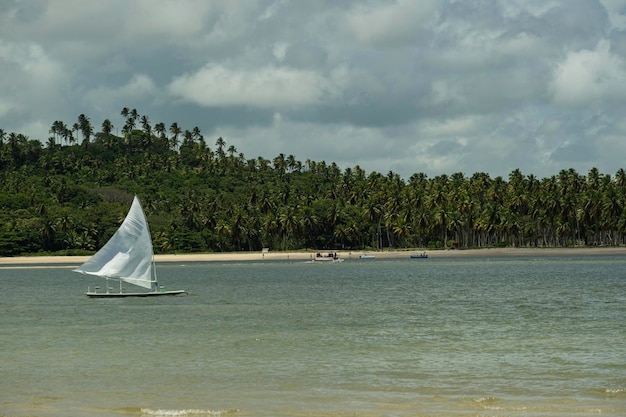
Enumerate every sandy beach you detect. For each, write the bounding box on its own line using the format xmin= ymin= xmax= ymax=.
xmin=1 ymin=247 xmax=626 ymax=265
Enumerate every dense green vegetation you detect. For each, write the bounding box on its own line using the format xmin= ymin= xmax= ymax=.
xmin=1 ymin=108 xmax=626 ymax=256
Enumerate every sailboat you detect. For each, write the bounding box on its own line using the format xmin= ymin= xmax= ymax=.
xmin=73 ymin=196 xmax=187 ymax=298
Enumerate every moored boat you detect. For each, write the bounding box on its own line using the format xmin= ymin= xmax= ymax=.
xmin=312 ymin=252 xmax=343 ymax=262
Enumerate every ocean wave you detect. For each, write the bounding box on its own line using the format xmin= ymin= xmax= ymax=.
xmin=140 ymin=409 xmax=240 ymax=416
xmin=472 ymin=396 xmax=499 ymax=404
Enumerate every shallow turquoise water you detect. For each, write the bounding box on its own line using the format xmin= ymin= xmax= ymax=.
xmin=1 ymin=256 xmax=625 ymax=416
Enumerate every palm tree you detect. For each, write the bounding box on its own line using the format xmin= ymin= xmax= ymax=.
xmin=39 ymin=217 xmax=56 ymax=251
xmin=273 ymin=153 xmax=286 ymax=176
xmin=362 ymin=200 xmax=382 ymax=249
xmin=214 ymin=219 xmax=232 ymax=251
xmin=62 ymin=126 xmax=71 ymax=147
xmin=7 ymin=132 xmax=19 ymax=161
xmin=139 ymin=115 xmax=152 ymax=149
xmin=169 ymin=122 xmax=181 ymax=151
xmin=121 ymin=108 xmax=139 ymax=140
xmin=155 ymin=122 xmax=166 ymax=139
xmin=279 ymin=206 xmax=299 ymax=250
xmin=130 ymin=108 xmax=139 ymax=124
xmin=122 ymin=118 xmax=136 ymax=137
xmin=77 ymin=114 xmax=93 ymax=145
xmin=101 ymin=119 xmax=114 ymax=136
xmin=101 ymin=119 xmax=114 ymax=149
xmin=215 ymin=137 xmax=226 ymax=162
xmin=287 ymin=154 xmax=298 ymax=173
xmin=68 ymin=122 xmax=77 ymax=143
xmin=256 ymin=157 xmax=270 ymax=171
xmin=192 ymin=126 xmax=202 ymax=142
xmin=49 ymin=121 xmax=66 ymax=145
xmin=182 ymin=130 xmax=194 ymax=147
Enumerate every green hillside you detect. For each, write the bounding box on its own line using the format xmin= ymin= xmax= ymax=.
xmin=1 ymin=109 xmax=625 ymax=256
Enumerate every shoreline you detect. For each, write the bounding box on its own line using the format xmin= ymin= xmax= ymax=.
xmin=1 ymin=247 xmax=626 ymax=265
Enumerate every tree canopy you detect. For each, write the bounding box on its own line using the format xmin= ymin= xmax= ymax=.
xmin=1 ymin=109 xmax=625 ymax=256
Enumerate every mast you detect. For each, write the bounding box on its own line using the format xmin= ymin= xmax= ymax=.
xmin=152 ymin=256 xmax=159 ymax=292
xmin=142 ymin=196 xmax=159 ymax=292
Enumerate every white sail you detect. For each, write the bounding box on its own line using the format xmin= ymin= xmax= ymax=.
xmin=73 ymin=196 xmax=155 ymax=290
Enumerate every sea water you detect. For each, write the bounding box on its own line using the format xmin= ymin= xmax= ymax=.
xmin=1 ymin=256 xmax=625 ymax=417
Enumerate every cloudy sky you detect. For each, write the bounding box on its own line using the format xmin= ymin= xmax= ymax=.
xmin=2 ymin=0 xmax=626 ymax=180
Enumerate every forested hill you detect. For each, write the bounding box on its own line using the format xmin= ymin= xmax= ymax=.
xmin=1 ymin=109 xmax=625 ymax=256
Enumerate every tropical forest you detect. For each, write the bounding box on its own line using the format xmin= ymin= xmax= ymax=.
xmin=1 ymin=108 xmax=626 ymax=257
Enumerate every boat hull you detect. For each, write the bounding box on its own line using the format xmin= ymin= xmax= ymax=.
xmin=312 ymin=258 xmax=344 ymax=263
xmin=85 ymin=290 xmax=187 ymax=298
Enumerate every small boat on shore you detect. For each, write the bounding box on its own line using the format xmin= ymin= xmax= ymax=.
xmin=410 ymin=252 xmax=428 ymax=259
xmin=359 ymin=253 xmax=376 ymax=259
xmin=312 ymin=252 xmax=344 ymax=263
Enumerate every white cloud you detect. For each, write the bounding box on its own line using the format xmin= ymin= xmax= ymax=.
xmin=600 ymin=0 xmax=626 ymax=30
xmin=420 ymin=116 xmax=485 ymax=138
xmin=12 ymin=0 xmax=215 ymax=41
xmin=550 ymin=40 xmax=626 ymax=107
xmin=0 ymin=40 xmax=63 ymax=82
xmin=273 ymin=42 xmax=289 ymax=62
xmin=499 ymin=0 xmax=563 ymax=19
xmin=123 ymin=0 xmax=216 ymax=40
xmin=168 ymin=64 xmax=340 ymax=108
xmin=84 ymin=74 xmax=157 ymax=111
xmin=429 ymin=80 xmax=466 ymax=107
xmin=259 ymin=0 xmax=288 ymax=21
xmin=433 ymin=27 xmax=545 ymax=71
xmin=348 ymin=0 xmax=438 ymax=45
xmin=0 ymin=40 xmax=69 ymax=116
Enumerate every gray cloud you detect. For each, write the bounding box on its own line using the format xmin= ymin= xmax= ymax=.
xmin=1 ymin=0 xmax=625 ymax=180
